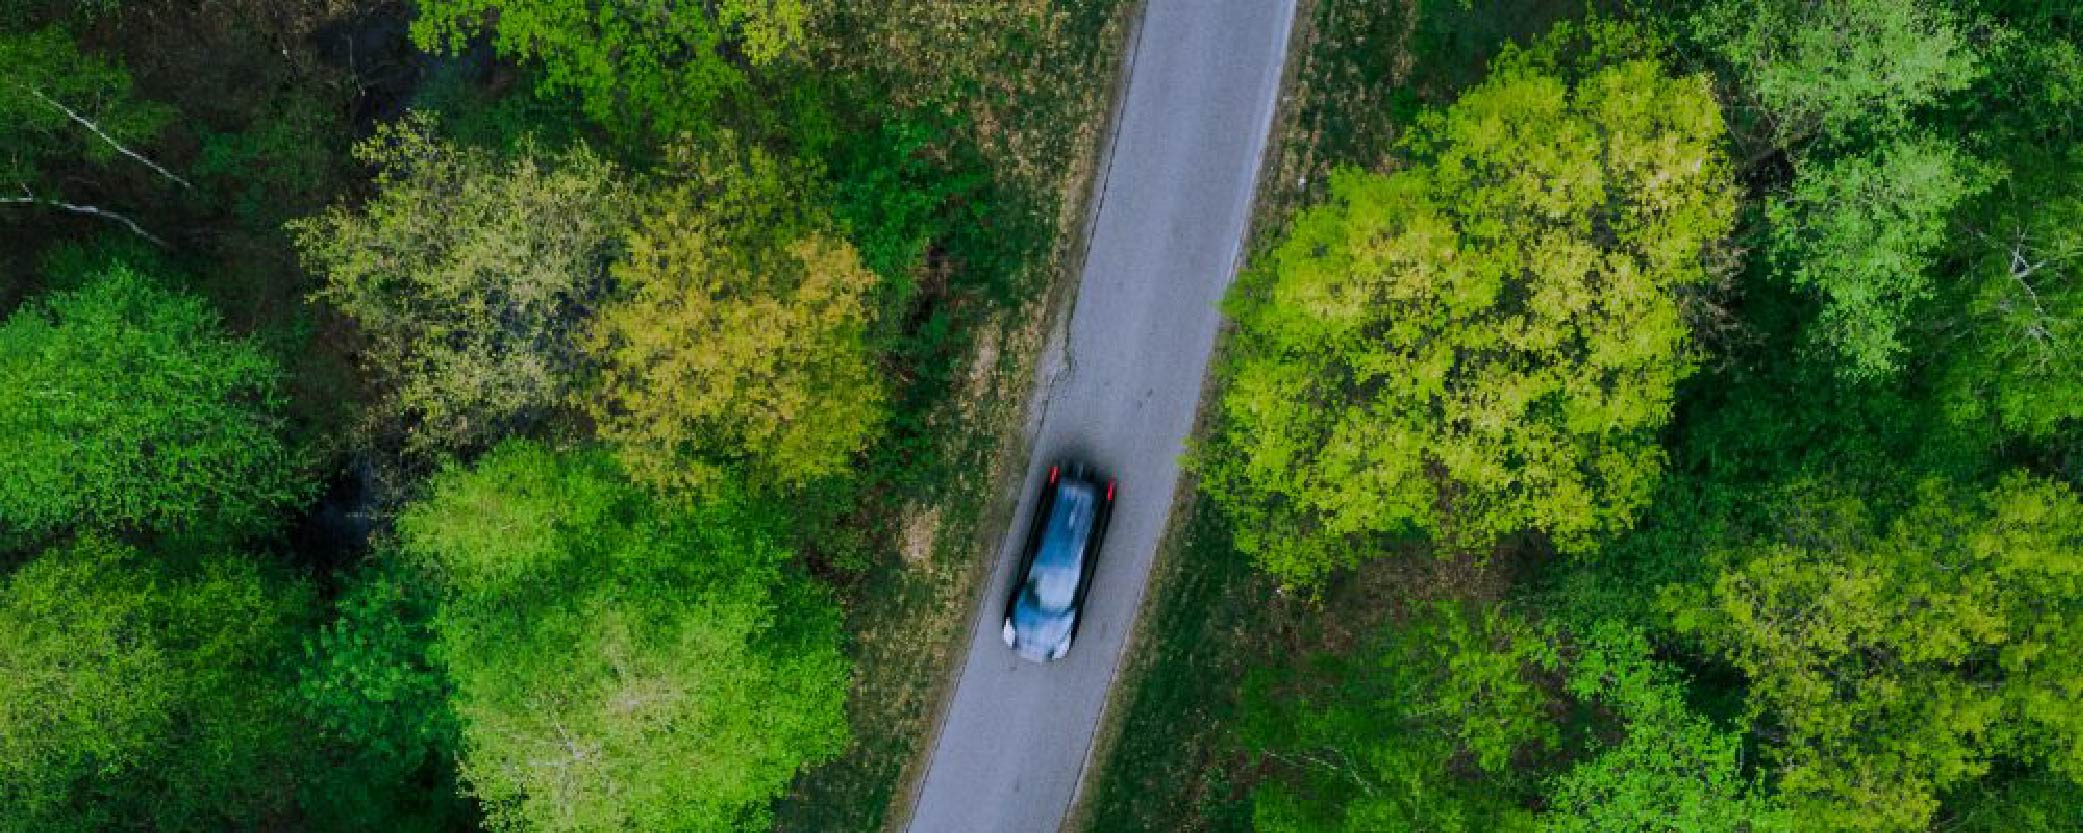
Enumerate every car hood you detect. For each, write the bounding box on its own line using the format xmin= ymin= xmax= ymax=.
xmin=1011 ymin=604 xmax=1074 ymax=661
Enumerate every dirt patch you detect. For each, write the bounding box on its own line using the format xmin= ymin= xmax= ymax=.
xmin=959 ymin=323 xmax=1002 ymax=414
xmin=898 ymin=503 xmax=943 ymax=566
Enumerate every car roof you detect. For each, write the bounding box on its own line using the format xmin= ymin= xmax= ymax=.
xmin=1036 ymin=481 xmax=1096 ymax=569
xmin=1024 ymin=481 xmax=1096 ymax=611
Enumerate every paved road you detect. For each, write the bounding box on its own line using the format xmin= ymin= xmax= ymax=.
xmin=902 ymin=2 xmax=1296 ymax=831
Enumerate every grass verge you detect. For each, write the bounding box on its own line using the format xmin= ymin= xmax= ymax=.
xmin=770 ymin=4 xmax=1135 ymax=829
xmin=772 ymin=303 xmax=1057 ymax=833
xmin=1081 ymin=506 xmax=1278 ymax=832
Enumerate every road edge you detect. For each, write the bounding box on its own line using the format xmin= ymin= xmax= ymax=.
xmin=1058 ymin=0 xmax=1318 ymax=828
xmin=880 ymin=4 xmax=1149 ymax=829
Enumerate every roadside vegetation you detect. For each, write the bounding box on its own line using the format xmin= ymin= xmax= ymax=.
xmin=1 ymin=0 xmax=1119 ymax=830
xmin=1088 ymin=1 xmax=2083 ymax=832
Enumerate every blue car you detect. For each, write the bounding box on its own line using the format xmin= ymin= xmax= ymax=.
xmin=1002 ymin=461 xmax=1116 ymax=662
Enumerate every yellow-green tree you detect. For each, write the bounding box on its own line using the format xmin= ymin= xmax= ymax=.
xmin=291 ymin=115 xmax=628 ymax=456
xmin=1206 ymin=22 xmax=1739 ymax=587
xmin=1665 ymin=474 xmax=2083 ymax=832
xmin=0 ymin=537 xmax=315 ymax=832
xmin=584 ymin=143 xmax=884 ymax=494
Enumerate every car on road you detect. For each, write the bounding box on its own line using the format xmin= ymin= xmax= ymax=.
xmin=1001 ymin=461 xmax=1116 ymax=662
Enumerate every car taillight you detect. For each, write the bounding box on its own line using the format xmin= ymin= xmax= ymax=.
xmin=1048 ymin=465 xmax=1058 ymax=484
xmin=1106 ymin=480 xmax=1116 ymax=501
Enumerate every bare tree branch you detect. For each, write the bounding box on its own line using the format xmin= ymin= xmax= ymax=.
xmin=17 ymin=84 xmax=193 ymax=189
xmin=1267 ymin=749 xmax=1381 ymax=797
xmin=2 ymin=186 xmax=168 ymax=247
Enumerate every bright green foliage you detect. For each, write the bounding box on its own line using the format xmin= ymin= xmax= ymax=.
xmin=292 ymin=115 xmax=629 ymax=456
xmin=1665 ymin=474 xmax=2083 ymax=832
xmin=1207 ymin=22 xmax=1737 ymax=584
xmin=0 ymin=536 xmax=314 ymax=833
xmin=1692 ymin=0 xmax=1980 ymax=146
xmin=400 ymin=441 xmax=851 ymax=832
xmin=410 ymin=0 xmax=806 ymax=138
xmin=0 ymin=537 xmax=171 ymax=831
xmin=0 ymin=264 xmax=304 ymax=536
xmin=1244 ymin=603 xmax=1555 ymax=832
xmin=1540 ymin=623 xmax=1791 ymax=833
xmin=1428 ymin=603 xmax=1562 ymax=773
xmin=1933 ymin=145 xmax=2083 ymax=438
xmin=0 ymin=26 xmax=170 ymax=186
xmin=1769 ymin=137 xmax=1992 ymax=378
xmin=397 ymin=439 xmax=630 ymax=590
xmin=585 ymin=142 xmax=885 ymax=493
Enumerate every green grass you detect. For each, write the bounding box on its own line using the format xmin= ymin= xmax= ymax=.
xmin=769 ymin=4 xmax=1131 ymax=829
xmin=1082 ymin=506 xmax=1279 ymax=833
xmin=769 ymin=347 xmax=1031 ymax=831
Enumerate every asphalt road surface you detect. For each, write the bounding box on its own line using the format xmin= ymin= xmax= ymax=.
xmin=902 ymin=2 xmax=1297 ymax=831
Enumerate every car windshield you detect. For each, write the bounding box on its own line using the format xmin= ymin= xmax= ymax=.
xmin=1023 ymin=482 xmax=1095 ymax=613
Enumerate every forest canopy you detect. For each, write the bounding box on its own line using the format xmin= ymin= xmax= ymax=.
xmin=1 ymin=0 xmax=1115 ymax=828
xmin=290 ymin=117 xmax=630 ymax=457
xmin=9 ymin=0 xmax=2083 ymax=831
xmin=1116 ymin=3 xmax=2083 ymax=833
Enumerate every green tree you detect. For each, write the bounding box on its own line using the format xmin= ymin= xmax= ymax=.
xmin=398 ymin=441 xmax=851 ymax=832
xmin=0 ymin=536 xmax=314 ymax=832
xmin=1768 ymin=137 xmax=1993 ymax=378
xmin=1691 ymin=0 xmax=1980 ymax=147
xmin=1206 ymin=22 xmax=1737 ymax=585
xmin=1664 ymin=474 xmax=2083 ymax=832
xmin=301 ymin=557 xmax=453 ymax=764
xmin=297 ymin=555 xmax=471 ymax=832
xmin=1964 ymin=0 xmax=2083 ymax=148
xmin=1946 ymin=773 xmax=2083 ymax=833
xmin=584 ymin=142 xmax=884 ymax=493
xmin=1244 ymin=603 xmax=1555 ymax=833
xmin=291 ymin=115 xmax=629 ymax=456
xmin=1540 ymin=623 xmax=1791 ymax=833
xmin=1245 ymin=603 xmax=1796 ymax=833
xmin=1932 ymin=144 xmax=2083 ymax=438
xmin=0 ymin=263 xmax=304 ymax=537
xmin=410 ymin=0 xmax=807 ymax=138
